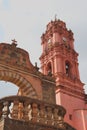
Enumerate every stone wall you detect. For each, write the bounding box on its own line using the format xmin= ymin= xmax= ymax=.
xmin=2 ymin=118 xmax=63 ymax=130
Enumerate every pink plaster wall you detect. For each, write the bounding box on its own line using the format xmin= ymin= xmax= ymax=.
xmin=73 ymin=110 xmax=87 ymax=130
xmin=56 ymin=91 xmax=85 ymax=128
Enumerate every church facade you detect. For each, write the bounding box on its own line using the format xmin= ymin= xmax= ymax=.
xmin=0 ymin=19 xmax=87 ymax=130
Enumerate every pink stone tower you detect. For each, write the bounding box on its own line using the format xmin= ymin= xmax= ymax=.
xmin=40 ymin=18 xmax=87 ymax=130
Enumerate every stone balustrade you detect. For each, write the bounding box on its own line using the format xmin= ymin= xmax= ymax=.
xmin=0 ymin=96 xmax=66 ymax=129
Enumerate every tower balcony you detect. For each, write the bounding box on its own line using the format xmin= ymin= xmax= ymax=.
xmin=0 ymin=95 xmax=76 ymax=130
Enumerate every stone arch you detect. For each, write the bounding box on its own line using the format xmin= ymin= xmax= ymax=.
xmin=0 ymin=70 xmax=37 ymax=99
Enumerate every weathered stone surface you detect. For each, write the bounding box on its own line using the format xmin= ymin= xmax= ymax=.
xmin=1 ymin=118 xmax=76 ymax=130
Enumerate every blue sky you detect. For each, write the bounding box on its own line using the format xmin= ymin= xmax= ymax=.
xmin=0 ymin=0 xmax=87 ymax=97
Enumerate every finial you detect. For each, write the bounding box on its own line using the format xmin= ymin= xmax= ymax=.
xmin=55 ymin=14 xmax=57 ymax=21
xmin=11 ymin=39 xmax=17 ymax=47
xmin=35 ymin=62 xmax=39 ymax=71
xmin=35 ymin=62 xmax=37 ymax=67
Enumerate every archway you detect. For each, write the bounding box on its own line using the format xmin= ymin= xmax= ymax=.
xmin=0 ymin=70 xmax=37 ymax=99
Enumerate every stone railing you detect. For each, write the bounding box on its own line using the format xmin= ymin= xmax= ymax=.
xmin=0 ymin=96 xmax=66 ymax=129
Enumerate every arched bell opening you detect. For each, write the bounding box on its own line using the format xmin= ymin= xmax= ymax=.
xmin=46 ymin=62 xmax=52 ymax=76
xmin=65 ymin=61 xmax=71 ymax=77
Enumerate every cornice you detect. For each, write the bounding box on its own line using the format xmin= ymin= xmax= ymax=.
xmin=40 ymin=43 xmax=78 ymax=61
xmin=56 ymin=85 xmax=85 ymax=100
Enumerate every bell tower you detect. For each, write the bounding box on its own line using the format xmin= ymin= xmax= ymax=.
xmin=40 ymin=19 xmax=86 ymax=127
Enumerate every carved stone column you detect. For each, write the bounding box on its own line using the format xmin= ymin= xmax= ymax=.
xmin=31 ymin=103 xmax=38 ymax=122
xmin=39 ymin=104 xmax=46 ymax=124
xmin=11 ymin=101 xmax=19 ymax=119
xmin=18 ymin=102 xmax=23 ymax=120
xmin=46 ymin=106 xmax=53 ymax=125
xmin=2 ymin=101 xmax=10 ymax=118
xmin=23 ymin=102 xmax=29 ymax=121
xmin=53 ymin=108 xmax=59 ymax=126
xmin=57 ymin=116 xmax=64 ymax=128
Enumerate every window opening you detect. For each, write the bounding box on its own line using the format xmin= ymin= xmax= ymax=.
xmin=47 ymin=63 xmax=52 ymax=76
xmin=69 ymin=114 xmax=72 ymax=120
xmin=65 ymin=62 xmax=70 ymax=76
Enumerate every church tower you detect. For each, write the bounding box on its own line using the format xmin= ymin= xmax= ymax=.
xmin=40 ymin=19 xmax=87 ymax=129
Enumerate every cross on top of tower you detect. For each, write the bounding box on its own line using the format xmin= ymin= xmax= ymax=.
xmin=11 ymin=39 xmax=17 ymax=47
